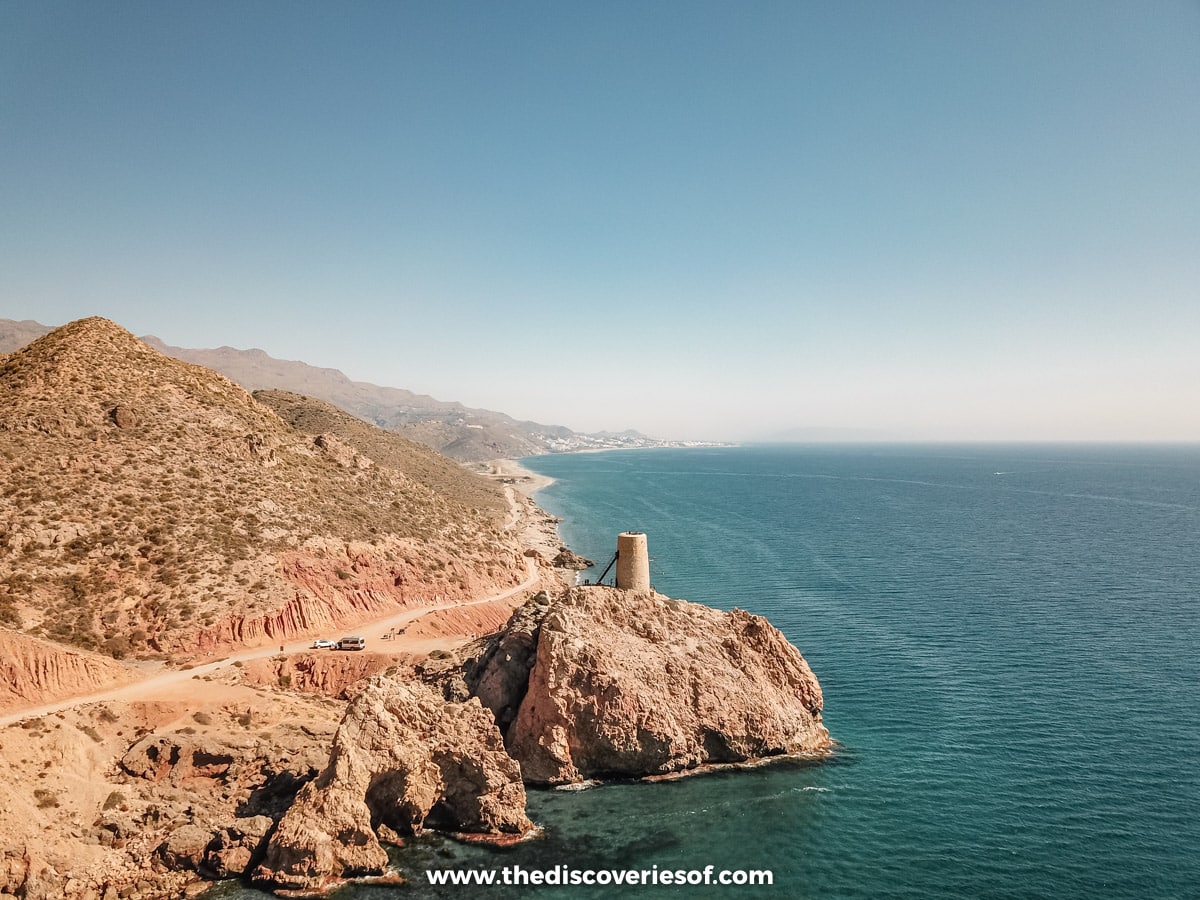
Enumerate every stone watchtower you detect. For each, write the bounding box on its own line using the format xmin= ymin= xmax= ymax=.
xmin=615 ymin=531 xmax=651 ymax=591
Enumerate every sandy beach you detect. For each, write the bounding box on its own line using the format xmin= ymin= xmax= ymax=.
xmin=486 ymin=457 xmax=555 ymax=496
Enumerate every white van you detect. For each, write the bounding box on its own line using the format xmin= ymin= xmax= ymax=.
xmin=337 ymin=636 xmax=366 ymax=651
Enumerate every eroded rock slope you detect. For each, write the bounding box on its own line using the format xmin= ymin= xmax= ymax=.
xmin=254 ymin=678 xmax=530 ymax=891
xmin=465 ymin=586 xmax=830 ymax=784
xmin=242 ymin=585 xmax=832 ymax=892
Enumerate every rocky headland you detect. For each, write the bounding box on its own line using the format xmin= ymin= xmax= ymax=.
xmin=252 ymin=679 xmax=530 ymax=892
xmin=464 ymin=586 xmax=829 ymax=785
xmin=248 ymin=585 xmax=830 ymax=891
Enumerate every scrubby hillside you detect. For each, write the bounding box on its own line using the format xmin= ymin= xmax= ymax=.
xmin=0 ymin=318 xmax=526 ymax=659
xmin=253 ymin=389 xmax=507 ymax=515
xmin=2 ymin=319 xmax=701 ymax=461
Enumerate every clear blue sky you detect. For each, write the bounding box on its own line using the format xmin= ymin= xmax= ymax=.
xmin=2 ymin=1 xmax=1197 ymax=441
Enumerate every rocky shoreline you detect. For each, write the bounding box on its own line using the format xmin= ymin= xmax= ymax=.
xmin=0 ymin=466 xmax=830 ymax=899
xmin=246 ymin=584 xmax=829 ymax=893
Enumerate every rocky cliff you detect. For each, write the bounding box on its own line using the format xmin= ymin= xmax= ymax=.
xmin=235 ymin=651 xmax=402 ymax=699
xmin=464 ymin=586 xmax=830 ymax=784
xmin=254 ymin=678 xmax=530 ymax=891
xmin=250 ymin=585 xmax=829 ymax=891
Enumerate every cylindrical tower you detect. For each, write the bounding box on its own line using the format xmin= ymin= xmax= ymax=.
xmin=615 ymin=531 xmax=650 ymax=591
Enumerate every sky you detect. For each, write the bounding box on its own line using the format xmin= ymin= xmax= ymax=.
xmin=2 ymin=1 xmax=1198 ymax=442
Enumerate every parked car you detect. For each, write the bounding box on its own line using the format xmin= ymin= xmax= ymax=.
xmin=311 ymin=639 xmax=336 ymax=649
xmin=337 ymin=636 xmax=366 ymax=651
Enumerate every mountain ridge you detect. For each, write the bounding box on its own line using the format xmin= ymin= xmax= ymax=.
xmin=0 ymin=316 xmax=525 ymax=659
xmin=0 ymin=318 xmax=712 ymax=460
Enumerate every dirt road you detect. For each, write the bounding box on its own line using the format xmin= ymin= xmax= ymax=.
xmin=0 ymin=556 xmax=538 ymax=727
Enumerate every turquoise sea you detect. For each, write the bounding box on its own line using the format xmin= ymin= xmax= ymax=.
xmin=219 ymin=444 xmax=1200 ymax=899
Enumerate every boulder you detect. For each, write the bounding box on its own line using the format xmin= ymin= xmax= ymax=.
xmin=200 ymin=815 xmax=273 ymax=879
xmin=253 ymin=679 xmax=530 ymax=891
xmin=108 ymin=406 xmax=137 ymax=429
xmin=156 ymin=825 xmax=211 ymax=872
xmin=120 ymin=732 xmax=251 ymax=784
xmin=551 ymin=547 xmax=594 ymax=570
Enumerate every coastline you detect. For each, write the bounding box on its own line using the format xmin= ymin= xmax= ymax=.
xmin=484 ymin=457 xmax=581 ymax=593
xmin=490 ymin=442 xmax=735 ymax=497
xmin=486 ymin=457 xmax=555 ymax=496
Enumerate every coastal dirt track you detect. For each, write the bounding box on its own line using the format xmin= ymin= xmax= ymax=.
xmin=0 ymin=460 xmax=555 ymax=726
xmin=0 ymin=555 xmax=538 ymax=727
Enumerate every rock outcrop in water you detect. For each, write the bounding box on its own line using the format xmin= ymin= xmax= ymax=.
xmin=253 ymin=678 xmax=530 ymax=891
xmin=465 ymin=586 xmax=830 ymax=784
xmin=253 ymin=585 xmax=829 ymax=891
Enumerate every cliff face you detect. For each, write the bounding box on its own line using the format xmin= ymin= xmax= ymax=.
xmin=465 ymin=586 xmax=830 ymax=784
xmin=236 ymin=651 xmax=401 ymax=699
xmin=254 ymin=678 xmax=531 ymax=891
xmin=0 ymin=629 xmax=138 ymax=712
xmin=188 ymin=537 xmax=524 ymax=653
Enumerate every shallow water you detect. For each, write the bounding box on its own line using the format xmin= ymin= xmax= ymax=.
xmin=213 ymin=444 xmax=1200 ymax=898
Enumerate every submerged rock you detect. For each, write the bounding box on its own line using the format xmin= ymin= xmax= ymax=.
xmin=465 ymin=586 xmax=830 ymax=784
xmin=253 ymin=679 xmax=530 ymax=891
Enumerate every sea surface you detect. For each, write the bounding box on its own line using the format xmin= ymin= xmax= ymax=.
xmin=215 ymin=444 xmax=1200 ymax=899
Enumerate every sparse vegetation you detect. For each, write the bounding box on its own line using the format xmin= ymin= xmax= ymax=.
xmin=102 ymin=790 xmax=126 ymax=811
xmin=0 ymin=319 xmax=522 ymax=662
xmin=33 ymin=789 xmax=59 ymax=809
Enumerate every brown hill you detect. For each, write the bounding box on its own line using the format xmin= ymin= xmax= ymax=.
xmin=0 ymin=317 xmax=526 ymax=659
xmin=139 ymin=337 xmax=574 ymax=461
xmin=1 ymin=318 xmax=683 ymax=461
xmin=253 ymin=389 xmax=506 ymax=515
xmin=0 ymin=318 xmax=555 ymax=461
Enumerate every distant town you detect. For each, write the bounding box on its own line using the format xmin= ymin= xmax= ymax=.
xmin=536 ymin=432 xmax=734 ymax=454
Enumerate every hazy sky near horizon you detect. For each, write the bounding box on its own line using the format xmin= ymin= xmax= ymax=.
xmin=2 ymin=2 xmax=1198 ymax=442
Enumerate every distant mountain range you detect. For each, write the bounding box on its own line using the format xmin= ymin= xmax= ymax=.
xmin=0 ymin=318 xmax=716 ymax=461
